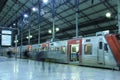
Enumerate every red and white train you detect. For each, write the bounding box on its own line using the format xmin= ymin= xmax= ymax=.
xmin=0 ymin=30 xmax=120 ymax=70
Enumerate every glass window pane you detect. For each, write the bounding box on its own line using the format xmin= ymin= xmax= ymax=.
xmin=61 ymin=46 xmax=66 ymax=53
xmin=71 ymin=44 xmax=79 ymax=53
xmin=99 ymin=42 xmax=102 ymax=49
xmin=84 ymin=44 xmax=92 ymax=55
xmin=55 ymin=47 xmax=59 ymax=51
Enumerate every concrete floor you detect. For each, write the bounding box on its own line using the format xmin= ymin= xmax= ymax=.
xmin=0 ymin=56 xmax=120 ymax=80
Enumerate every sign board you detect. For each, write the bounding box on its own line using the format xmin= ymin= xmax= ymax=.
xmin=1 ymin=30 xmax=12 ymax=46
xmin=1 ymin=35 xmax=11 ymax=46
xmin=2 ymin=30 xmax=12 ymax=34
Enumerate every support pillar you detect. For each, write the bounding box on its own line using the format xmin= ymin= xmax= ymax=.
xmin=38 ymin=0 xmax=41 ymax=44
xmin=20 ymin=29 xmax=23 ymax=58
xmin=15 ymin=35 xmax=17 ymax=58
xmin=75 ymin=0 xmax=79 ymax=38
xmin=52 ymin=0 xmax=55 ymax=40
xmin=118 ymin=0 xmax=120 ymax=33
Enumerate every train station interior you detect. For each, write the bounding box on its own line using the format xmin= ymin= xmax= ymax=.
xmin=0 ymin=0 xmax=120 ymax=80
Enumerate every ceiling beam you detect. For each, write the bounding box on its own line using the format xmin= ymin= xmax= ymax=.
xmin=0 ymin=0 xmax=8 ymax=12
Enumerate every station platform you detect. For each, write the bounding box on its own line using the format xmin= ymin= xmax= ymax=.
xmin=0 ymin=56 xmax=120 ymax=80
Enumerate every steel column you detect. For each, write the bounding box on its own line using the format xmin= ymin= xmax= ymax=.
xmin=52 ymin=0 xmax=55 ymax=40
xmin=38 ymin=0 xmax=41 ymax=44
xmin=118 ymin=0 xmax=120 ymax=33
xmin=20 ymin=29 xmax=23 ymax=58
xmin=28 ymin=28 xmax=30 ymax=44
xmin=75 ymin=0 xmax=79 ymax=38
xmin=15 ymin=35 xmax=17 ymax=58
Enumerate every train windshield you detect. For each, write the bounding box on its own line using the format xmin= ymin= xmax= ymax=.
xmin=116 ymin=35 xmax=120 ymax=43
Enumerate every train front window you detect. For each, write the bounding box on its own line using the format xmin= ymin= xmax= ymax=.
xmin=116 ymin=35 xmax=120 ymax=43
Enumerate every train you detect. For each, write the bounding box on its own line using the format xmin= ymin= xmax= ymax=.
xmin=0 ymin=30 xmax=120 ymax=70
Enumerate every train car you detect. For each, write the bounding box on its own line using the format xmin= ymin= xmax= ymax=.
xmin=67 ymin=33 xmax=119 ymax=69
xmin=0 ymin=30 xmax=120 ymax=70
xmin=43 ymin=40 xmax=68 ymax=63
xmin=41 ymin=30 xmax=120 ymax=69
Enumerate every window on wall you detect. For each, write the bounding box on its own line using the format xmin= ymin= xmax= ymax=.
xmin=84 ymin=44 xmax=92 ymax=55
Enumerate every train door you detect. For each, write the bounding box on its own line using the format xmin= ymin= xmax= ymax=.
xmin=68 ymin=39 xmax=82 ymax=64
xmin=98 ymin=41 xmax=104 ymax=64
xmin=69 ymin=44 xmax=79 ymax=61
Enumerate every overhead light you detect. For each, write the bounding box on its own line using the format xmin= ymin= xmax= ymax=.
xmin=43 ymin=0 xmax=48 ymax=3
xmin=56 ymin=28 xmax=59 ymax=32
xmin=14 ymin=40 xmax=18 ymax=43
xmin=26 ymin=35 xmax=32 ymax=39
xmin=24 ymin=14 xmax=28 ymax=18
xmin=26 ymin=36 xmax=29 ymax=39
xmin=29 ymin=35 xmax=32 ymax=38
xmin=48 ymin=29 xmax=52 ymax=33
xmin=106 ymin=12 xmax=111 ymax=18
xmin=32 ymin=7 xmax=38 ymax=12
xmin=13 ymin=23 xmax=16 ymax=26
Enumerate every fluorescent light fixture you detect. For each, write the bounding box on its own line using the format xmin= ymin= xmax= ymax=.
xmin=26 ymin=35 xmax=32 ymax=39
xmin=43 ymin=0 xmax=48 ymax=3
xmin=13 ymin=23 xmax=16 ymax=26
xmin=56 ymin=28 xmax=59 ymax=32
xmin=106 ymin=12 xmax=111 ymax=18
xmin=32 ymin=7 xmax=38 ymax=12
xmin=29 ymin=35 xmax=32 ymax=38
xmin=14 ymin=40 xmax=18 ymax=43
xmin=48 ymin=29 xmax=52 ymax=33
xmin=24 ymin=14 xmax=28 ymax=18
xmin=26 ymin=36 xmax=29 ymax=39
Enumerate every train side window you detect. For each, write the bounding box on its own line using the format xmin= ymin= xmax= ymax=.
xmin=55 ymin=47 xmax=59 ymax=51
xmin=32 ymin=49 xmax=34 ymax=52
xmin=35 ymin=49 xmax=37 ymax=52
xmin=99 ymin=42 xmax=102 ymax=49
xmin=61 ymin=46 xmax=66 ymax=53
xmin=71 ymin=44 xmax=79 ymax=53
xmin=71 ymin=47 xmax=76 ymax=53
xmin=84 ymin=44 xmax=92 ymax=55
xmin=45 ymin=47 xmax=48 ymax=51
xmin=38 ymin=48 xmax=40 ymax=51
xmin=104 ymin=44 xmax=108 ymax=52
xmin=50 ymin=47 xmax=54 ymax=51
